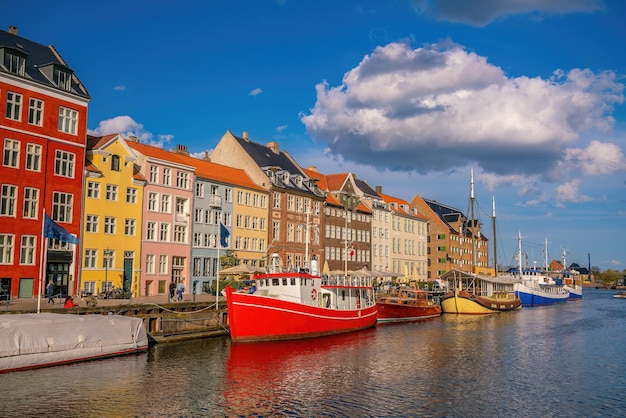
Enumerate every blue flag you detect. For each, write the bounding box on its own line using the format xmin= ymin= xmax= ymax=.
xmin=43 ymin=214 xmax=79 ymax=244
xmin=220 ymin=223 xmax=230 ymax=248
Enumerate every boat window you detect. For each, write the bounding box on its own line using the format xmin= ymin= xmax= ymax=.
xmin=290 ymin=278 xmax=296 ymax=286
xmin=282 ymin=278 xmax=287 ymax=285
xmin=272 ymin=278 xmax=280 ymax=286
xmin=341 ymin=290 xmax=345 ymax=301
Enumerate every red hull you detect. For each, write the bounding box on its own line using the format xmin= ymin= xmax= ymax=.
xmin=226 ymin=287 xmax=378 ymax=343
xmin=376 ymin=303 xmax=441 ymax=322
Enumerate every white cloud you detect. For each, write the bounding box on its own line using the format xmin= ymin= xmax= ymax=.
xmin=410 ymin=0 xmax=606 ymax=26
xmin=113 ymin=85 xmax=126 ymax=91
xmin=88 ymin=115 xmax=173 ymax=148
xmin=607 ymin=259 xmax=623 ymax=266
xmin=564 ymin=140 xmax=626 ymax=175
xmin=301 ymin=41 xmax=623 ymax=178
xmin=249 ymin=88 xmax=263 ymax=96
xmin=555 ymin=179 xmax=592 ymax=204
xmin=276 ymin=125 xmax=288 ymax=132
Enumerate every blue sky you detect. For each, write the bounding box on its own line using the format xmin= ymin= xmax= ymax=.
xmin=5 ymin=0 xmax=625 ymax=271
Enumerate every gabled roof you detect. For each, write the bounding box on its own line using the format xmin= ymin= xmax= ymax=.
xmin=378 ymin=192 xmax=426 ymax=220
xmin=354 ymin=178 xmax=378 ymax=197
xmin=0 ymin=28 xmax=89 ymax=98
xmin=233 ymin=134 xmax=303 ymax=176
xmin=423 ymin=198 xmax=465 ymax=233
xmin=127 ymin=141 xmax=194 ymax=170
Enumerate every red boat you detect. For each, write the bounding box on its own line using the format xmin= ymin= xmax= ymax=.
xmin=225 ymin=254 xmax=377 ymax=343
xmin=376 ymin=288 xmax=442 ymax=323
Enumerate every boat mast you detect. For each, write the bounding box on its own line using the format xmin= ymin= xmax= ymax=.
xmin=492 ymin=196 xmax=497 ymax=275
xmin=517 ymin=231 xmax=523 ymax=277
xmin=470 ymin=169 xmax=475 ymax=274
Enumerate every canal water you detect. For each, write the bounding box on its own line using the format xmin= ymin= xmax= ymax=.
xmin=3 ymin=288 xmax=625 ymax=417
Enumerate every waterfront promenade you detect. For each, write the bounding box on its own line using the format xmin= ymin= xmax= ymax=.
xmin=0 ymin=292 xmax=221 ymax=314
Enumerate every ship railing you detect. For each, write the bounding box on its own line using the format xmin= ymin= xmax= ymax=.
xmin=322 ymin=275 xmax=373 ymax=287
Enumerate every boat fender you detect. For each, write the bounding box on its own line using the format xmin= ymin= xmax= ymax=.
xmin=311 ymin=288 xmax=317 ymax=300
xmin=401 ymin=291 xmax=407 ymax=297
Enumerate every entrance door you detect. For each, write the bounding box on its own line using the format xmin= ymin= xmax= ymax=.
xmin=123 ymin=257 xmax=133 ymax=293
xmin=18 ymin=278 xmax=32 ymax=299
xmin=47 ymin=263 xmax=70 ymax=298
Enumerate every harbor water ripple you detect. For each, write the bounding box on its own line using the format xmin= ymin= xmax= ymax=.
xmin=2 ymin=288 xmax=626 ymax=417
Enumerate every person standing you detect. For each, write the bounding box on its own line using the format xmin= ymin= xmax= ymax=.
xmin=169 ymin=280 xmax=176 ymax=302
xmin=176 ymin=280 xmax=185 ymax=302
xmin=47 ymin=280 xmax=55 ymax=305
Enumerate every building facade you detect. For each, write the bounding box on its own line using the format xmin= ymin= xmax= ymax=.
xmin=0 ymin=27 xmax=89 ymax=298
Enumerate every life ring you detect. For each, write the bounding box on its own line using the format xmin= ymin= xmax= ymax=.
xmin=311 ymin=288 xmax=317 ymax=300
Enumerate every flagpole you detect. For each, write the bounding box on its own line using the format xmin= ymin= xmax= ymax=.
xmin=37 ymin=209 xmax=47 ymax=313
xmin=216 ymin=226 xmax=220 ymax=311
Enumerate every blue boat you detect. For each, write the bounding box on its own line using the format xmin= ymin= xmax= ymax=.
xmin=511 ymin=232 xmax=570 ymax=307
xmin=559 ymin=248 xmax=583 ymax=301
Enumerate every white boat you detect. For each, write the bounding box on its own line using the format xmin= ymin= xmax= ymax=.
xmin=512 ymin=233 xmax=569 ymax=307
xmin=0 ymin=313 xmax=148 ymax=373
xmin=613 ymin=291 xmax=626 ymax=299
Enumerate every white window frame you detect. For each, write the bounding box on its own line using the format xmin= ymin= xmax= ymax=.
xmin=54 ymin=150 xmax=75 ymax=178
xmin=5 ymin=91 xmax=22 ymax=121
xmin=58 ymin=106 xmax=78 ymax=135
xmin=28 ymin=98 xmax=43 ymax=126
xmin=0 ymin=234 xmax=15 ymax=264
xmin=22 ymin=187 xmax=39 ymax=219
xmin=26 ymin=143 xmax=42 ymax=171
xmin=3 ymin=139 xmax=19 ymax=168
xmin=1 ymin=184 xmax=17 ymax=217
xmin=19 ymin=235 xmax=36 ymax=265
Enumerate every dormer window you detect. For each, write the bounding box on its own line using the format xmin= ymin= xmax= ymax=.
xmin=53 ymin=67 xmax=71 ymax=91
xmin=111 ymin=155 xmax=120 ymax=172
xmin=282 ymin=172 xmax=289 ymax=184
xmin=2 ymin=48 xmax=26 ymax=76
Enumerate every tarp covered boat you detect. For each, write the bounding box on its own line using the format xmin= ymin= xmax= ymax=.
xmin=0 ymin=313 xmax=148 ymax=373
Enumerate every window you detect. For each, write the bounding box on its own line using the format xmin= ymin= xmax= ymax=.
xmin=149 ymin=166 xmax=158 ymax=183
xmin=147 ymin=192 xmax=157 ymax=211
xmin=4 ymin=49 xmax=25 ymax=75
xmin=176 ymin=172 xmax=189 ymax=189
xmin=1 ymin=184 xmax=17 ymax=216
xmin=26 ymin=143 xmax=41 ymax=171
xmin=125 ymin=219 xmax=136 ymax=236
xmin=288 ymin=195 xmax=294 ymax=211
xmin=126 ymin=187 xmax=137 ymax=204
xmin=84 ymin=249 xmax=97 ymax=268
xmin=273 ymin=221 xmax=280 ymax=241
xmin=54 ymin=150 xmax=75 ymax=178
xmin=83 ymin=281 xmax=96 ymax=294
xmin=5 ymin=92 xmax=22 ymax=120
xmin=146 ymin=222 xmax=156 ymax=240
xmin=28 ymin=98 xmax=43 ymax=126
xmin=195 ymin=183 xmax=204 ymax=197
xmin=237 ymin=191 xmax=243 ymax=204
xmin=0 ymin=234 xmax=14 ymax=264
xmin=3 ymin=139 xmax=19 ymax=168
xmin=163 ymin=168 xmax=171 ymax=186
xmin=273 ymin=192 xmax=280 ymax=209
xmin=160 ymin=223 xmax=169 ymax=241
xmin=159 ymin=255 xmax=168 ymax=274
xmin=86 ymin=215 xmax=98 ymax=233
xmin=58 ymin=106 xmax=78 ymax=134
xmin=103 ymin=250 xmax=114 ymax=269
xmin=22 ymin=187 xmax=38 ymax=218
xmin=52 ymin=192 xmax=73 ymax=222
xmin=20 ymin=235 xmax=36 ymax=264
xmin=287 ymin=223 xmax=294 ymax=241
xmin=225 ymin=188 xmax=232 ymax=202
xmin=86 ymin=181 xmax=100 ymax=198
xmin=146 ymin=254 xmax=155 ymax=274
xmin=176 ymin=198 xmax=186 ymax=216
xmin=53 ymin=67 xmax=72 ymax=91
xmin=111 ymin=155 xmax=120 ymax=171
xmin=174 ymin=225 xmax=186 ymax=243
xmin=161 ymin=195 xmax=171 ymax=213
xmin=104 ymin=217 xmax=116 ymax=234
xmin=105 ymin=184 xmax=118 ymax=201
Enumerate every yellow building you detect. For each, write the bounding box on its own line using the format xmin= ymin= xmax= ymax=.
xmin=81 ymin=134 xmax=145 ymax=297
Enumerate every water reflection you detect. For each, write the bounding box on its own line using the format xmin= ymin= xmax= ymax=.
xmin=2 ymin=289 xmax=626 ymax=417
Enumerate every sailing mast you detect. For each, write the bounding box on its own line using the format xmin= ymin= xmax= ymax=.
xmin=470 ymin=169 xmax=475 ymax=274
xmin=492 ymin=197 xmax=497 ymax=276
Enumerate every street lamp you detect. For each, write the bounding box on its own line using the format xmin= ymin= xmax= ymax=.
xmin=104 ymin=248 xmax=113 ymax=293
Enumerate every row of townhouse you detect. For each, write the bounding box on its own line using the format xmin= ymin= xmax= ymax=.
xmin=0 ymin=27 xmax=490 ymax=300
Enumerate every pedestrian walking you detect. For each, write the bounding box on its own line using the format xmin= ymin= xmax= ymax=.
xmin=47 ymin=280 xmax=55 ymax=304
xmin=169 ymin=280 xmax=176 ymax=302
xmin=176 ymin=280 xmax=185 ymax=301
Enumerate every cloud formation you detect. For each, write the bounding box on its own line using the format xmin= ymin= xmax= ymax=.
xmin=249 ymin=88 xmax=263 ymax=96
xmin=410 ymin=0 xmax=606 ymax=26
xmin=88 ymin=115 xmax=173 ymax=148
xmin=301 ymin=41 xmax=624 ymax=179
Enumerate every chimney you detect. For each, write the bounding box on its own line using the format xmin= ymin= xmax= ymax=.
xmin=174 ymin=144 xmax=189 ymax=156
xmin=128 ymin=135 xmax=138 ymax=142
xmin=8 ymin=26 xmax=18 ymax=35
xmin=203 ymin=151 xmax=210 ymax=161
xmin=376 ymin=186 xmax=382 ymax=194
xmin=308 ymin=166 xmax=317 ymax=172
xmin=266 ymin=141 xmax=279 ymax=154
xmin=242 ymin=131 xmax=249 ymax=141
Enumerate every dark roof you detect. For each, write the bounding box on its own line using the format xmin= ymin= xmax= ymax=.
xmin=355 ymin=178 xmax=378 ymax=197
xmin=0 ymin=29 xmax=89 ymax=98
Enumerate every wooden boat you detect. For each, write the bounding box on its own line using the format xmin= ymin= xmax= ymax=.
xmin=376 ymin=288 xmax=441 ymax=323
xmin=439 ymin=269 xmax=522 ymax=314
xmin=225 ymin=254 xmax=377 ymax=343
xmin=0 ymin=313 xmax=148 ymax=373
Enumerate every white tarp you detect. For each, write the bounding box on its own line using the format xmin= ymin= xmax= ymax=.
xmin=0 ymin=313 xmax=148 ymax=373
